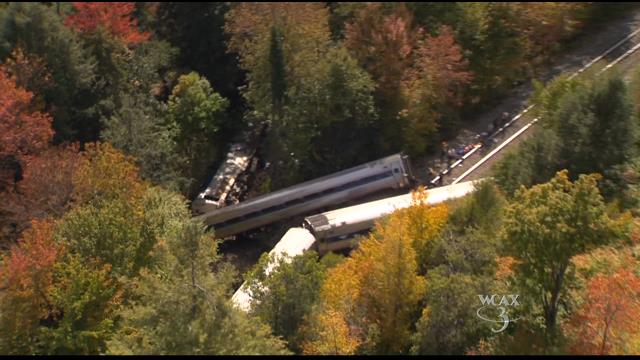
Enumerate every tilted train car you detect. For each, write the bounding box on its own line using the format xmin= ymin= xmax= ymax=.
xmin=304 ymin=179 xmax=483 ymax=253
xmin=195 ymin=153 xmax=414 ymax=238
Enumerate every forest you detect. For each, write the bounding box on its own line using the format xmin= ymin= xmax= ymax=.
xmin=1 ymin=2 xmax=640 ymax=355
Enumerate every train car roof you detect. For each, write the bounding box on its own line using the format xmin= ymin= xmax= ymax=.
xmin=305 ymin=179 xmax=483 ymax=230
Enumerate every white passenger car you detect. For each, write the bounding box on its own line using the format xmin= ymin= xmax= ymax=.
xmin=304 ymin=179 xmax=482 ymax=253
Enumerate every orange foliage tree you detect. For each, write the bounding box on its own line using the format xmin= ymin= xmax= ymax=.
xmin=512 ymin=3 xmax=589 ymax=65
xmin=402 ymin=25 xmax=472 ymax=154
xmin=3 ymin=47 xmax=52 ymax=111
xmin=0 ymin=220 xmax=64 ymax=352
xmin=564 ymin=268 xmax=640 ymax=355
xmin=65 ymin=2 xmax=150 ymax=45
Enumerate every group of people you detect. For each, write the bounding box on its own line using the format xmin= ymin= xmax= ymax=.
xmin=428 ymin=111 xmax=511 ymax=186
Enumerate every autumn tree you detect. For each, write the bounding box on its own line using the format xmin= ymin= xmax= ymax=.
xmin=564 ymin=268 xmax=640 ymax=355
xmin=511 ymin=3 xmax=589 ymax=66
xmin=301 ymin=258 xmax=365 ymax=355
xmin=0 ymin=67 xmax=54 ymax=190
xmin=304 ymin=190 xmax=449 ymax=354
xmin=1 ymin=145 xmax=82 ymax=246
xmin=0 ymin=219 xmax=123 ymax=355
xmin=402 ymin=26 xmax=472 ymax=154
xmin=502 ymin=170 xmax=626 ymax=339
xmin=53 ymin=142 xmax=174 ymax=278
xmin=3 ymin=47 xmax=52 ymax=110
xmin=344 ymin=3 xmax=416 ymax=148
xmin=65 ymin=2 xmax=150 ymax=45
xmin=0 ymin=220 xmax=63 ymax=354
xmin=345 ymin=4 xmax=472 ymax=154
xmin=39 ymin=255 xmax=122 ymax=355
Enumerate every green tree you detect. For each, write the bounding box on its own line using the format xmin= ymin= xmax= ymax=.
xmin=411 ymin=182 xmax=505 ymax=355
xmin=494 ymin=73 xmax=637 ymax=199
xmin=109 ymin=221 xmax=290 ymax=355
xmin=55 ymin=197 xmax=156 ymax=278
xmin=166 ymin=72 xmax=229 ymax=194
xmin=493 ymin=127 xmax=561 ymax=196
xmin=55 ymin=142 xmax=160 ymax=278
xmin=102 ymin=92 xmax=186 ymax=191
xmin=39 ymin=255 xmax=121 ymax=355
xmin=246 ymin=251 xmax=334 ymax=352
xmin=411 ymin=270 xmax=494 ymax=355
xmin=154 ymin=2 xmax=245 ymax=127
xmin=502 ymin=170 xmax=626 ymax=338
xmin=0 ymin=2 xmax=99 ymax=143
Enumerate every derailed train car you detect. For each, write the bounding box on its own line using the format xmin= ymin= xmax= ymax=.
xmin=192 ymin=143 xmax=256 ymax=215
xmin=304 ymin=179 xmax=482 ymax=253
xmin=195 ymin=153 xmax=414 ymax=238
xmin=231 ymin=179 xmax=483 ymax=311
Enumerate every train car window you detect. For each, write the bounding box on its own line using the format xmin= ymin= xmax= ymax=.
xmin=394 ymin=168 xmax=399 ymax=173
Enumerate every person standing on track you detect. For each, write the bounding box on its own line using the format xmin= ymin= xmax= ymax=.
xmin=440 ymin=141 xmax=448 ymax=166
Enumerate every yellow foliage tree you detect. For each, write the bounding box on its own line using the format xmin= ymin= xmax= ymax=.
xmin=303 ymin=187 xmax=448 ymax=354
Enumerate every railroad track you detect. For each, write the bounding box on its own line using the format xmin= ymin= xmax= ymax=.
xmin=428 ymin=26 xmax=640 ymax=186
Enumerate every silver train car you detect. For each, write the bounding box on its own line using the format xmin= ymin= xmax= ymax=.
xmin=195 ymin=153 xmax=414 ymax=238
xmin=231 ymin=179 xmax=482 ymax=311
xmin=304 ymin=179 xmax=482 ymax=253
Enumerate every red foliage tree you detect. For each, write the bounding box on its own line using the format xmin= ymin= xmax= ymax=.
xmin=0 ymin=67 xmax=54 ymax=191
xmin=407 ymin=26 xmax=473 ymax=108
xmin=565 ymin=268 xmax=640 ymax=354
xmin=345 ymin=4 xmax=415 ymax=105
xmin=65 ymin=2 xmax=150 ymax=45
